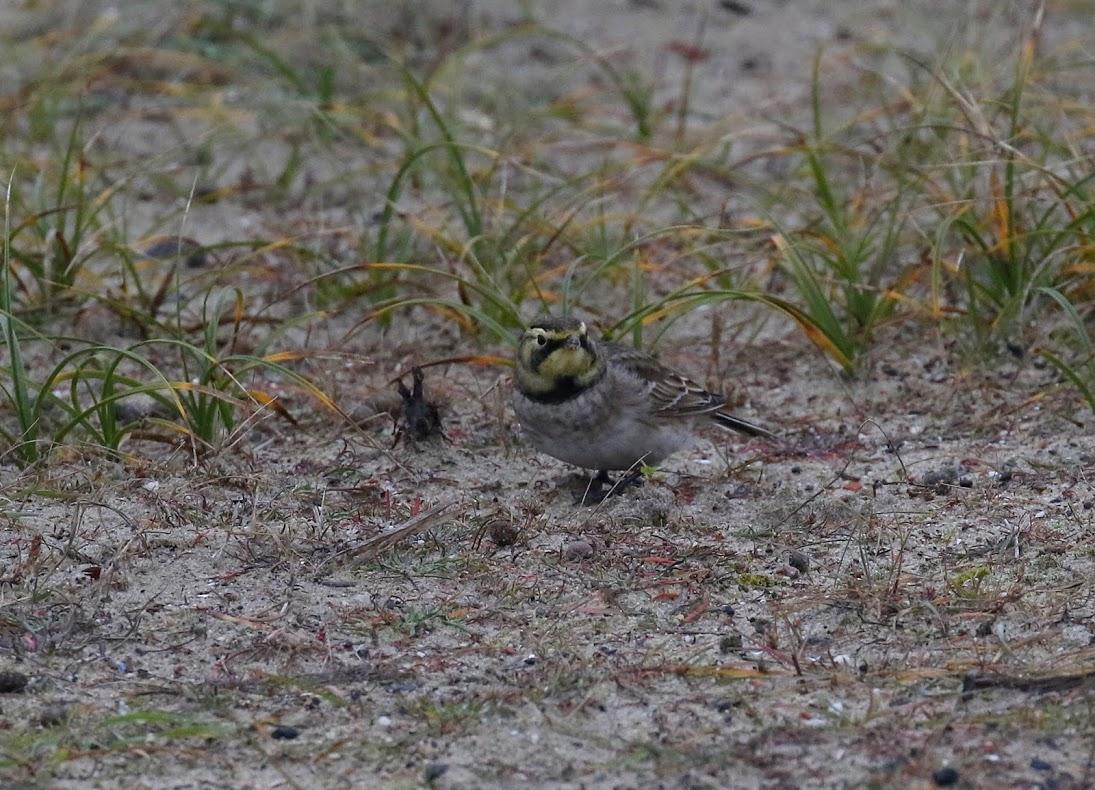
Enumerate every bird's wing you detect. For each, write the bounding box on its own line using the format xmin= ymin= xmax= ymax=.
xmin=606 ymin=343 xmax=726 ymax=417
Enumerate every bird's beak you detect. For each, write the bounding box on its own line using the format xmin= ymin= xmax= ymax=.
xmin=565 ymin=335 xmax=581 ymax=350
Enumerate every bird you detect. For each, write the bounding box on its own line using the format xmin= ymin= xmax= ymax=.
xmin=511 ymin=316 xmax=775 ymax=500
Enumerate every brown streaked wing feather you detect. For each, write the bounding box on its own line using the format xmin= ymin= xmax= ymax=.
xmin=605 ymin=343 xmax=726 ymax=416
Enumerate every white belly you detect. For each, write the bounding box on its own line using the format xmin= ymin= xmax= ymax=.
xmin=513 ymin=386 xmax=693 ymax=471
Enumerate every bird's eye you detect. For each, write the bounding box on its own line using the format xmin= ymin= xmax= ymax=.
xmin=536 ymin=335 xmax=546 ymax=346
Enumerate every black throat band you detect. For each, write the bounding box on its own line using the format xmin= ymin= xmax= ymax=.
xmin=520 ymin=369 xmax=602 ymax=404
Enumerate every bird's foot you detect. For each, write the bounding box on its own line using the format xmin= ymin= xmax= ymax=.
xmin=575 ymin=469 xmax=643 ymax=506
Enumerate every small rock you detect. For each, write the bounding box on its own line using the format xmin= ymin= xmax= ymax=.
xmin=376 ymin=715 xmax=393 ymax=728
xmin=0 ymin=670 xmax=28 ymax=694
xmin=488 ymin=519 xmax=521 ymax=547
xmin=932 ymin=767 xmax=959 ymax=786
xmin=714 ymin=698 xmax=737 ymax=713
xmin=73 ymin=302 xmax=131 ymax=342
xmin=921 ymin=465 xmax=959 ymax=491
xmin=788 ymin=550 xmax=809 ymax=574
xmin=725 ymin=484 xmax=754 ymax=500
xmin=562 ymin=539 xmax=594 ymax=560
xmin=719 ymin=634 xmax=742 ymax=654
xmin=271 ymin=725 xmax=299 ymax=740
xmin=718 ymin=0 xmax=752 ymax=14
xmin=37 ymin=703 xmax=70 ymax=728
xmin=114 ymin=394 xmax=170 ymax=423
xmin=1030 ymin=757 xmax=1052 ymax=771
xmin=140 ymin=235 xmax=207 ymax=269
xmin=424 ymin=763 xmax=449 ymax=782
xmin=996 ymin=461 xmax=1018 ymax=485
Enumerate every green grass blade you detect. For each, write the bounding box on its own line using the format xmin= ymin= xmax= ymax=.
xmin=1038 ymin=349 xmax=1095 ymax=413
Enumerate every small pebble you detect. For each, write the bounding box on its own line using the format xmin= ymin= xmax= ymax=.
xmin=921 ymin=465 xmax=959 ymax=489
xmin=424 ymin=763 xmax=449 ymax=782
xmin=140 ymin=235 xmax=207 ymax=268
xmin=932 ymin=767 xmax=959 ymax=786
xmin=718 ymin=0 xmax=752 ymax=14
xmin=788 ymin=550 xmax=809 ymax=574
xmin=714 ymin=698 xmax=736 ymax=713
xmin=563 ymin=539 xmax=594 ymax=560
xmin=37 ymin=704 xmax=70 ymax=728
xmin=489 ymin=519 xmax=521 ymax=547
xmin=0 ymin=670 xmax=28 ymax=694
xmin=1030 ymin=757 xmax=1052 ymax=771
xmin=719 ymin=634 xmax=742 ymax=654
xmin=725 ymin=484 xmax=753 ymax=500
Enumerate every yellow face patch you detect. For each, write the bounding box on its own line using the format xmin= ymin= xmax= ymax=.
xmin=537 ymin=343 xmax=593 ymax=378
xmin=515 ymin=321 xmax=601 ymax=396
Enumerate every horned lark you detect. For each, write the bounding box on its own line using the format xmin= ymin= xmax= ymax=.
xmin=512 ymin=316 xmax=774 ymax=497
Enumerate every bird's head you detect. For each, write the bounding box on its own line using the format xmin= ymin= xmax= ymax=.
xmin=515 ymin=317 xmax=603 ymax=398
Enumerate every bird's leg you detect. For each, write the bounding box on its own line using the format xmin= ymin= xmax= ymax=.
xmin=575 ymin=470 xmax=611 ymax=505
xmin=576 ymin=469 xmax=642 ymax=506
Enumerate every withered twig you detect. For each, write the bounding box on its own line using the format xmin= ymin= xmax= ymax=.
xmin=315 ymin=503 xmax=455 ymax=576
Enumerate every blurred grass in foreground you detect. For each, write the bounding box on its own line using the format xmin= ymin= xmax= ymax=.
xmin=1 ymin=0 xmax=1092 ymax=465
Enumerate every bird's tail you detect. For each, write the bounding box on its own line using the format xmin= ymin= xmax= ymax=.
xmin=711 ymin=409 xmax=778 ymax=440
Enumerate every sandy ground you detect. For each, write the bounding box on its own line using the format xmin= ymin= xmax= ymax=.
xmin=1 ymin=1 xmax=1094 ymax=788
